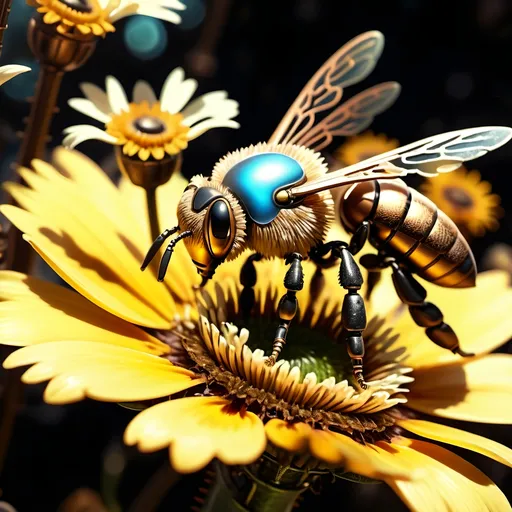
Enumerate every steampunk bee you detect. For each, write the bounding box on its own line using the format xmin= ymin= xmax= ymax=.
xmin=141 ymin=31 xmax=512 ymax=389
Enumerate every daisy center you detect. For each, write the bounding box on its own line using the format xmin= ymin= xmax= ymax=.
xmin=133 ymin=116 xmax=166 ymax=135
xmin=58 ymin=0 xmax=93 ymax=13
xmin=443 ymin=186 xmax=474 ymax=209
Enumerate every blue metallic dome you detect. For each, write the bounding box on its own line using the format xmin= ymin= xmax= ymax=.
xmin=221 ymin=153 xmax=305 ymax=225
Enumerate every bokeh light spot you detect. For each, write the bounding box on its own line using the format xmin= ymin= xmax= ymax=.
xmin=124 ymin=16 xmax=168 ymax=60
xmin=0 ymin=59 xmax=40 ymax=101
xmin=178 ymin=0 xmax=205 ymax=30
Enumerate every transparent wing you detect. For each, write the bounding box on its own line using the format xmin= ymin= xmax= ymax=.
xmin=268 ymin=31 xmax=386 ymax=146
xmin=297 ymin=82 xmax=401 ymax=151
xmin=284 ymin=126 xmax=512 ymax=201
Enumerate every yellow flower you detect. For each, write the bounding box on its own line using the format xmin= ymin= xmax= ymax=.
xmin=63 ymin=68 xmax=240 ymax=161
xmin=28 ymin=0 xmax=185 ymax=37
xmin=2 ymin=148 xmax=512 ymax=511
xmin=420 ymin=166 xmax=503 ymax=237
xmin=334 ymin=131 xmax=399 ymax=166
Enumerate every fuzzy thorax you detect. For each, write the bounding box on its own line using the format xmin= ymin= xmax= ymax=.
xmin=177 ymin=142 xmax=335 ymax=263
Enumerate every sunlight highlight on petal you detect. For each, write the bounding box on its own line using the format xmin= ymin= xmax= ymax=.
xmin=3 ymin=341 xmax=203 ymax=404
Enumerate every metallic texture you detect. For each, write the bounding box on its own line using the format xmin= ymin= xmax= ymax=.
xmin=115 ymin=147 xmax=182 ymax=189
xmin=0 ymin=0 xmax=13 ymax=56
xmin=192 ymin=187 xmax=224 ymax=212
xmin=204 ymin=198 xmax=235 ymax=259
xmin=222 ymin=153 xmax=305 ymax=225
xmin=133 ymin=116 xmax=166 ymax=134
xmin=339 ymin=179 xmax=476 ymax=288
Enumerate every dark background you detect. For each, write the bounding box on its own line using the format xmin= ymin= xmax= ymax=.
xmin=1 ymin=0 xmax=512 ymax=510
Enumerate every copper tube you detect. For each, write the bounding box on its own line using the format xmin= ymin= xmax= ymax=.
xmin=0 ymin=0 xmax=13 ymax=56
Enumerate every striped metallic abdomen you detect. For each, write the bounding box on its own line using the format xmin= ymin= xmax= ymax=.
xmin=338 ymin=179 xmax=476 ymax=288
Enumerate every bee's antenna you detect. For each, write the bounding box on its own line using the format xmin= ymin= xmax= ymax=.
xmin=141 ymin=226 xmax=180 ymax=271
xmin=158 ymin=230 xmax=193 ymax=282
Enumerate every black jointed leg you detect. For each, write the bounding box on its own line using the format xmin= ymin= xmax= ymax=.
xmin=266 ymin=253 xmax=304 ymax=367
xmin=388 ymin=259 xmax=474 ymax=357
xmin=157 ymin=230 xmax=193 ymax=281
xmin=348 ymin=220 xmax=370 ymax=256
xmin=239 ymin=253 xmax=263 ymax=317
xmin=141 ymin=225 xmax=180 ymax=271
xmin=338 ymin=244 xmax=368 ymax=390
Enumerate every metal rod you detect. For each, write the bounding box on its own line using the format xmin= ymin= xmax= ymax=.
xmin=146 ymin=187 xmax=161 ymax=242
xmin=0 ymin=0 xmax=13 ymax=56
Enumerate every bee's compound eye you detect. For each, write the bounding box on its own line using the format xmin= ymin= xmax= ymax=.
xmin=204 ymin=199 xmax=235 ymax=259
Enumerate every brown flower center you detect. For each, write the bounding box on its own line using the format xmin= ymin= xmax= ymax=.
xmin=443 ymin=186 xmax=474 ymax=209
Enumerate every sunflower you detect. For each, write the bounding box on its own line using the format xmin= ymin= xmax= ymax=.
xmin=63 ymin=68 xmax=240 ymax=161
xmin=0 ymin=64 xmax=31 ymax=87
xmin=27 ymin=0 xmax=185 ymax=37
xmin=334 ymin=131 xmax=399 ymax=166
xmin=420 ymin=166 xmax=503 ymax=237
xmin=1 ymin=149 xmax=512 ymax=510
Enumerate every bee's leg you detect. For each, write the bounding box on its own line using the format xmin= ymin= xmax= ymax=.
xmin=266 ymin=253 xmax=304 ymax=367
xmin=388 ymin=260 xmax=474 ymax=358
xmin=239 ymin=253 xmax=262 ymax=318
xmin=348 ymin=220 xmax=370 ymax=256
xmin=337 ymin=244 xmax=368 ymax=390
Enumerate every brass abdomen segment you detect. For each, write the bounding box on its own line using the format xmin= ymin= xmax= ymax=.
xmin=339 ymin=179 xmax=476 ymax=288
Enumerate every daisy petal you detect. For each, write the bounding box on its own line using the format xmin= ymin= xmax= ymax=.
xmin=105 ymin=76 xmax=129 ymax=114
xmin=370 ymin=271 xmax=512 ymax=369
xmin=265 ymin=419 xmax=311 ymax=453
xmin=397 ymin=419 xmax=512 ymax=468
xmin=2 ymin=160 xmax=175 ymax=328
xmin=160 ymin=67 xmax=197 ymax=114
xmin=133 ymin=5 xmax=182 ymax=25
xmin=309 ymin=430 xmax=413 ymax=480
xmin=62 ymin=124 xmax=119 ymax=148
xmin=124 ymin=397 xmax=266 ymax=473
xmin=68 ymin=98 xmax=112 ymax=123
xmin=3 ymin=341 xmax=203 ymax=404
xmin=133 ymin=80 xmax=157 ymax=105
xmin=380 ymin=438 xmax=510 ymax=512
xmin=408 ymin=354 xmax=512 ymax=423
xmin=0 ymin=271 xmax=167 ymax=355
xmin=79 ymin=82 xmax=111 ymax=116
xmin=0 ymin=64 xmax=31 ymax=87
xmin=187 ymin=119 xmax=240 ymax=140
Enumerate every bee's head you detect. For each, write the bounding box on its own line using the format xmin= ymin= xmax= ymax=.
xmin=177 ymin=177 xmax=246 ymax=284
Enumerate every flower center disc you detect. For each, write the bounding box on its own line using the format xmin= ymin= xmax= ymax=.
xmin=443 ymin=186 xmax=474 ymax=209
xmin=133 ymin=116 xmax=166 ymax=135
xmin=59 ymin=0 xmax=93 ymax=12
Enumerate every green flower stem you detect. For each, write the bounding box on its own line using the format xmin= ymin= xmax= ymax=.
xmin=202 ymin=459 xmax=308 ymax=512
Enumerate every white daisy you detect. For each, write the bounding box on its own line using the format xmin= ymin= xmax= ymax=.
xmin=63 ymin=67 xmax=240 ymax=161
xmin=30 ymin=0 xmax=186 ymax=37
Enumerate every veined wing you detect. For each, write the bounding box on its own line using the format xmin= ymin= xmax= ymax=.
xmin=281 ymin=126 xmax=512 ymax=202
xmin=268 ymin=31 xmax=386 ymax=146
xmin=297 ymin=82 xmax=401 ymax=151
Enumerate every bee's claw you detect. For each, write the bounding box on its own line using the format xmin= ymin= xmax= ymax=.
xmin=264 ymin=357 xmax=276 ymax=367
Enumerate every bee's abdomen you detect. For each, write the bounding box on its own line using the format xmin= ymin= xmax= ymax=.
xmin=339 ymin=179 xmax=476 ymax=288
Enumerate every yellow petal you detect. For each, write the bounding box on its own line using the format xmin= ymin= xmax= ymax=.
xmin=118 ymin=172 xmax=198 ymax=305
xmin=265 ymin=419 xmax=311 ymax=453
xmin=3 ymin=341 xmax=203 ymax=404
xmin=309 ymin=430 xmax=413 ymax=480
xmin=150 ymin=147 xmax=165 ymax=160
xmin=381 ymin=438 xmax=510 ymax=512
xmin=138 ymin=148 xmax=150 ymax=161
xmin=0 ymin=271 xmax=167 ymax=355
xmin=124 ymin=397 xmax=266 ymax=473
xmin=408 ymin=354 xmax=512 ymax=423
xmin=397 ymin=419 xmax=512 ymax=468
xmin=76 ymin=24 xmax=91 ymax=34
xmin=2 ymin=162 xmax=175 ymax=328
xmin=371 ymin=271 xmax=512 ymax=370
xmin=43 ymin=11 xmax=60 ymax=23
